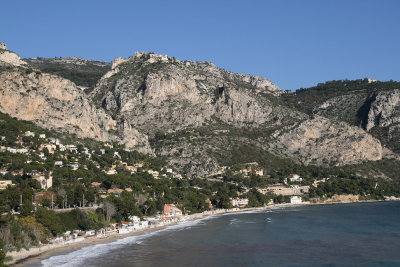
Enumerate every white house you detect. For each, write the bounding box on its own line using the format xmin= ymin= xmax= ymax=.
xmin=66 ymin=145 xmax=78 ymax=153
xmin=105 ymin=169 xmax=117 ymax=175
xmin=288 ymin=174 xmax=302 ymax=182
xmin=129 ymin=216 xmax=140 ymax=223
xmin=54 ymin=161 xmax=63 ymax=167
xmin=148 ymin=170 xmax=159 ymax=179
xmin=231 ymin=198 xmax=249 ymax=208
xmin=24 ymin=131 xmax=35 ymax=137
xmin=16 ymin=148 xmax=28 ymax=154
xmin=32 ymin=172 xmax=53 ymax=189
xmin=6 ymin=147 xmax=17 ymax=154
xmin=290 ymin=196 xmax=302 ymax=204
xmin=67 ymin=163 xmax=79 ymax=171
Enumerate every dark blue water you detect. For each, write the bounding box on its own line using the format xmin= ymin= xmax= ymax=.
xmin=38 ymin=202 xmax=400 ymax=267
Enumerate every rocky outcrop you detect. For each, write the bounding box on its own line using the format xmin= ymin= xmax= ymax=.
xmin=364 ymin=89 xmax=400 ymax=131
xmin=0 ymin=42 xmax=7 ymax=50
xmin=0 ymin=42 xmax=26 ymax=67
xmin=270 ymin=116 xmax=383 ymax=166
xmin=0 ymin=70 xmax=151 ymax=153
xmin=92 ymin=52 xmax=299 ymax=136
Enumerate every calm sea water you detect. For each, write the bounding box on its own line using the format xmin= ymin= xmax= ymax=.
xmin=35 ymin=201 xmax=400 ymax=267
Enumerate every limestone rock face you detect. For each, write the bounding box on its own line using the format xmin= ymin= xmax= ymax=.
xmin=91 ymin=52 xmax=297 ymax=136
xmin=0 ymin=70 xmax=151 ymax=153
xmin=270 ymin=116 xmax=383 ymax=166
xmin=0 ymin=42 xmax=7 ymax=50
xmin=0 ymin=46 xmax=394 ymax=176
xmin=365 ymin=89 xmax=400 ymax=131
xmin=0 ymin=43 xmax=26 ymax=66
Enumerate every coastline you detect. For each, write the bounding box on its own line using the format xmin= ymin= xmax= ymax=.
xmin=7 ymin=198 xmax=393 ymax=266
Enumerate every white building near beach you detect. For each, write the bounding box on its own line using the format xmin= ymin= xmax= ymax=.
xmin=290 ymin=196 xmax=302 ymax=204
xmin=231 ymin=198 xmax=249 ymax=208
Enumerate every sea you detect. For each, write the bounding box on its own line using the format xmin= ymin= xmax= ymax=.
xmin=32 ymin=201 xmax=400 ymax=267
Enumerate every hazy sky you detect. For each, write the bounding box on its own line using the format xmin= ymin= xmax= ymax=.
xmin=1 ymin=0 xmax=399 ymax=91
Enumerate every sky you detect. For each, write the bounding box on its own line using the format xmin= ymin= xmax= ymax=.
xmin=1 ymin=0 xmax=399 ymax=91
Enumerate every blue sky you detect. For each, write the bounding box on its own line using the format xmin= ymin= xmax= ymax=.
xmin=1 ymin=0 xmax=399 ymax=91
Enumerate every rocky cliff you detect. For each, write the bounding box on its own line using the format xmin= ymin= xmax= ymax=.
xmin=0 ymin=42 xmax=26 ymax=67
xmin=0 ymin=43 xmax=397 ymax=177
xmin=269 ymin=116 xmax=383 ymax=166
xmin=363 ymin=89 xmax=400 ymax=131
xmin=91 ymin=52 xmax=297 ymax=135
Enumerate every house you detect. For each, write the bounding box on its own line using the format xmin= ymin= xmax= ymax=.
xmin=24 ymin=131 xmax=35 ymax=137
xmin=91 ymin=182 xmax=102 ymax=187
xmin=39 ymin=152 xmax=47 ymax=160
xmin=163 ymin=204 xmax=183 ymax=217
xmin=287 ymin=174 xmax=302 ymax=183
xmin=49 ymin=138 xmax=60 ymax=145
xmin=54 ymin=161 xmax=63 ymax=167
xmin=39 ymin=134 xmax=46 ymax=139
xmin=16 ymin=148 xmax=28 ymax=154
xmin=0 ymin=180 xmax=14 ymax=190
xmin=174 ymin=173 xmax=183 ymax=179
xmin=134 ymin=163 xmax=144 ymax=168
xmin=0 ymin=170 xmax=8 ymax=175
xmin=290 ymin=196 xmax=302 ymax=204
xmin=107 ymin=188 xmax=124 ymax=195
xmin=10 ymin=170 xmax=23 ymax=176
xmin=147 ymin=170 xmax=159 ymax=179
xmin=166 ymin=168 xmax=173 ymax=174
xmin=40 ymin=144 xmax=56 ymax=153
xmin=129 ymin=215 xmax=140 ymax=223
xmin=67 ymin=163 xmax=79 ymax=171
xmin=231 ymin=198 xmax=249 ymax=208
xmin=140 ymin=221 xmax=148 ymax=228
xmin=58 ymin=144 xmax=66 ymax=151
xmin=125 ymin=166 xmax=137 ymax=173
xmin=252 ymin=168 xmax=264 ymax=176
xmin=32 ymin=172 xmax=53 ymax=189
xmin=6 ymin=147 xmax=17 ymax=154
xmin=105 ymin=169 xmax=117 ymax=175
xmin=66 ymin=145 xmax=78 ymax=153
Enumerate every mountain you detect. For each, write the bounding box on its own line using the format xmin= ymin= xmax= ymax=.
xmin=281 ymin=79 xmax=400 ymax=154
xmin=0 ymin=42 xmax=398 ymax=178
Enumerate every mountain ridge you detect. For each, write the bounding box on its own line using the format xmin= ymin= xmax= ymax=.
xmin=0 ymin=42 xmax=398 ymax=177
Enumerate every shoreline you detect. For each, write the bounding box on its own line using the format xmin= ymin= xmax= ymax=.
xmin=7 ymin=198 xmax=395 ymax=266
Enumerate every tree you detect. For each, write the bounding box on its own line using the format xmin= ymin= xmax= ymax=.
xmin=20 ymin=200 xmax=34 ymax=217
xmin=0 ymin=238 xmax=6 ymax=267
xmin=103 ymin=200 xmax=116 ymax=222
xmin=142 ymin=199 xmax=157 ymax=216
xmin=35 ymin=208 xmax=63 ymax=236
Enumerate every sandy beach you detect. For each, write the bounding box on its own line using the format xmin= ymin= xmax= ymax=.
xmin=7 ymin=199 xmax=388 ymax=266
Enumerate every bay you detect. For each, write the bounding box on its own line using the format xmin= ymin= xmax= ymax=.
xmin=37 ymin=201 xmax=400 ymax=267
